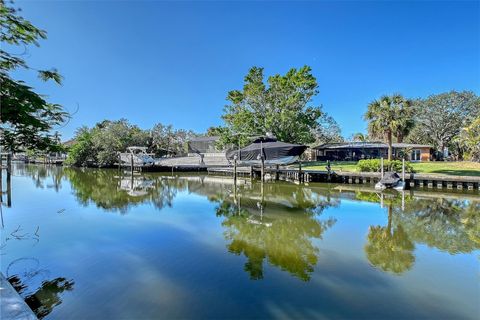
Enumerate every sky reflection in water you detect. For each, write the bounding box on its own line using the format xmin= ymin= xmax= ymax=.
xmin=1 ymin=164 xmax=479 ymax=319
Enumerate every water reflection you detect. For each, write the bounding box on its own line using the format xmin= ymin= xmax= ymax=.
xmin=215 ymin=183 xmax=337 ymax=281
xmin=14 ymin=163 xmax=65 ymax=191
xmin=3 ymin=164 xmax=479 ymax=319
xmin=6 ymin=258 xmax=74 ymax=319
xmin=63 ymin=168 xmax=185 ymax=213
xmin=10 ymin=164 xmax=480 ymax=277
xmin=392 ymin=197 xmax=480 ymax=254
xmin=365 ymin=203 xmax=415 ymax=274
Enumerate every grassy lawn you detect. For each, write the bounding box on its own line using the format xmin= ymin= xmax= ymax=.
xmin=302 ymin=161 xmax=480 ymax=177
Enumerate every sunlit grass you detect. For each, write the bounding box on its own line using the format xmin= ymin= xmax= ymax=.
xmin=302 ymin=161 xmax=480 ymax=177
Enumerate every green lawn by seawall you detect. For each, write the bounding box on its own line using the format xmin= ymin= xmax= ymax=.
xmin=302 ymin=161 xmax=480 ymax=177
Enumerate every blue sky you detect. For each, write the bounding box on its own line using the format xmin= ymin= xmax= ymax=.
xmin=14 ymin=0 xmax=480 ymax=140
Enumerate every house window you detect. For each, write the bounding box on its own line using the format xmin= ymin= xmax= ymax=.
xmin=411 ymin=149 xmax=421 ymax=161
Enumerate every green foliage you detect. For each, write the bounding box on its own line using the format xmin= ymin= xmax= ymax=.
xmin=150 ymin=123 xmax=195 ymax=157
xmin=407 ymin=91 xmax=480 ymax=157
xmin=0 ymin=0 xmax=68 ymax=152
xmin=352 ymin=132 xmax=369 ymax=142
xmin=218 ymin=66 xmax=325 ymax=147
xmin=458 ymin=116 xmax=480 ymax=162
xmin=64 ymin=127 xmax=94 ymax=166
xmin=66 ymin=119 xmax=150 ymax=167
xmin=357 ymin=159 xmax=414 ymax=173
xmin=365 ymin=222 xmax=415 ymax=274
xmin=314 ymin=113 xmax=344 ymax=145
xmin=66 ymin=120 xmax=197 ymax=166
xmin=393 ymin=198 xmax=480 ymax=254
xmin=364 ymin=94 xmax=414 ymax=160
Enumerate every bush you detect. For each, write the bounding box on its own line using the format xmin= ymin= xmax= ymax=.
xmin=357 ymin=159 xmax=414 ymax=173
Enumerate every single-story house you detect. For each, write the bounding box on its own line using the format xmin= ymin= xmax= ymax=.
xmin=313 ymin=141 xmax=432 ymax=162
xmin=187 ymin=136 xmax=225 ymax=157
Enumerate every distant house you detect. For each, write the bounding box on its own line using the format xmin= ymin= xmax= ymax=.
xmin=313 ymin=141 xmax=432 ymax=162
xmin=187 ymin=136 xmax=225 ymax=157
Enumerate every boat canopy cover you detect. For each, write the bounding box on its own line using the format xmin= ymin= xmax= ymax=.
xmin=226 ymin=137 xmax=307 ymax=163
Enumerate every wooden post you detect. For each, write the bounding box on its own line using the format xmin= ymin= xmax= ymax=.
xmin=6 ymin=153 xmax=11 ymax=175
xmin=250 ymin=166 xmax=254 ymax=179
xmin=6 ymin=166 xmax=11 ymax=207
xmin=130 ymin=153 xmax=134 ymax=175
xmin=326 ymin=160 xmax=331 ymax=181
xmin=260 ymin=141 xmax=264 ymax=182
xmin=261 ymin=157 xmax=265 ymax=182
xmin=233 ymin=158 xmax=237 ymax=182
xmin=380 ymin=157 xmax=384 ymax=178
xmin=298 ymin=160 xmax=302 ymax=183
xmin=275 ymin=164 xmax=279 ymax=181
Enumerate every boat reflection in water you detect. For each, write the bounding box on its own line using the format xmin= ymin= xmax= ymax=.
xmin=212 ymin=180 xmax=338 ymax=280
xmin=119 ymin=175 xmax=155 ymax=197
xmin=4 ymin=164 xmax=479 ymax=319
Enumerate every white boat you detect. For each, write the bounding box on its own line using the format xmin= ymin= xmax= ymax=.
xmin=119 ymin=147 xmax=155 ymax=166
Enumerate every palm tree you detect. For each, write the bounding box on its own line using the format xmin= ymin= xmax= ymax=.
xmin=352 ymin=132 xmax=368 ymax=142
xmin=365 ymin=204 xmax=415 ymax=274
xmin=364 ymin=94 xmax=413 ymax=160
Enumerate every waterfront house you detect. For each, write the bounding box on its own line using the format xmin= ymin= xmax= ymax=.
xmin=313 ymin=141 xmax=432 ymax=162
xmin=187 ymin=136 xmax=225 ymax=157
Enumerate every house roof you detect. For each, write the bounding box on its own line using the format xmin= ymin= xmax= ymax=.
xmin=313 ymin=141 xmax=431 ymax=150
xmin=62 ymin=139 xmax=76 ymax=147
xmin=188 ymin=136 xmax=219 ymax=142
xmin=392 ymin=143 xmax=432 ymax=149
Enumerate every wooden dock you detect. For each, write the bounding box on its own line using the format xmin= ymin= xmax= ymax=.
xmin=207 ymin=166 xmax=480 ymax=191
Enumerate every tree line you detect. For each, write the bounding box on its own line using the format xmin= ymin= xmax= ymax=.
xmin=363 ymin=91 xmax=479 ymax=161
xmin=65 ymin=120 xmax=197 ymax=166
xmin=1 ymin=0 xmax=479 ymax=164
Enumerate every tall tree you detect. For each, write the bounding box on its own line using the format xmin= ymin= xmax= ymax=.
xmin=458 ymin=116 xmax=480 ymax=162
xmin=364 ymin=94 xmax=413 ymax=160
xmin=66 ymin=119 xmax=150 ymax=166
xmin=219 ymin=66 xmax=323 ymax=147
xmin=408 ymin=91 xmax=480 ymax=157
xmin=150 ymin=123 xmax=196 ymax=157
xmin=0 ymin=0 xmax=68 ymax=152
xmin=314 ymin=113 xmax=344 ymax=145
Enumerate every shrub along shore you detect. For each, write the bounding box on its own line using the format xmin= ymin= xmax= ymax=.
xmin=301 ymin=161 xmax=480 ymax=177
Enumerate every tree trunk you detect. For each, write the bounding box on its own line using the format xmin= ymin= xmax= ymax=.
xmin=397 ymin=133 xmax=403 ymax=143
xmin=387 ymin=131 xmax=393 ymax=161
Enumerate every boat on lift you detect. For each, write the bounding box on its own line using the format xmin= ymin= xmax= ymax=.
xmin=119 ymin=147 xmax=155 ymax=166
xmin=226 ymin=137 xmax=307 ymax=166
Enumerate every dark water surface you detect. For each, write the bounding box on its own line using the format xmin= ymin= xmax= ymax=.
xmin=1 ymin=164 xmax=479 ymax=319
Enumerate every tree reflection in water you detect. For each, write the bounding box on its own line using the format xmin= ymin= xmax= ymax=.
xmin=63 ymin=168 xmax=187 ymax=213
xmin=14 ymin=164 xmax=480 ymax=280
xmin=215 ymin=182 xmax=337 ymax=281
xmin=392 ymin=197 xmax=480 ymax=254
xmin=361 ymin=190 xmax=480 ymax=274
xmin=6 ymin=258 xmax=74 ymax=319
xmin=365 ymin=200 xmax=415 ymax=274
xmin=14 ymin=163 xmax=65 ymax=191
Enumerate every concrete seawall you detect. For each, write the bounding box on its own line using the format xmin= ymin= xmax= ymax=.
xmin=0 ymin=273 xmax=36 ymax=320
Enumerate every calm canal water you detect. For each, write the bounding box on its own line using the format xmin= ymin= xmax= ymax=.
xmin=1 ymin=164 xmax=479 ymax=319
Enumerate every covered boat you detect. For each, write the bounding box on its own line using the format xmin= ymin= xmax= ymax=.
xmin=375 ymin=172 xmax=405 ymax=191
xmin=119 ymin=147 xmax=155 ymax=166
xmin=226 ymin=137 xmax=307 ymax=166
